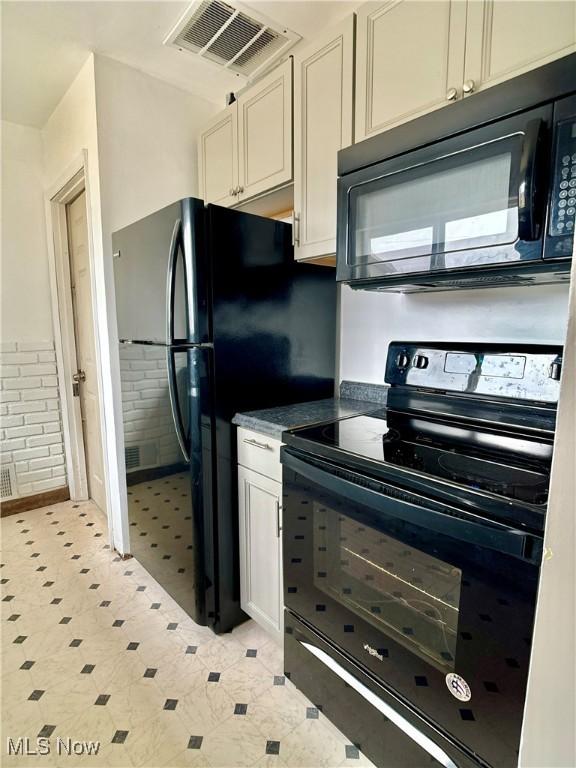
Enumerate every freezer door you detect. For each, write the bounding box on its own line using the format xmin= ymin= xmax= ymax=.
xmin=113 ymin=198 xmax=209 ymax=344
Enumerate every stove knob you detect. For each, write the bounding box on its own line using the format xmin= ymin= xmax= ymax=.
xmin=397 ymin=353 xmax=410 ymax=369
xmin=414 ymin=354 xmax=429 ymax=369
xmin=549 ymin=360 xmax=562 ymax=381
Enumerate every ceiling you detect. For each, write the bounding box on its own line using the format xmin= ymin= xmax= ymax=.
xmin=2 ymin=0 xmax=358 ymax=128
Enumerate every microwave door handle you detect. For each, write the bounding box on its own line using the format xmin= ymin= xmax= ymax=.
xmin=518 ymin=118 xmax=544 ymax=242
xmin=282 ymin=451 xmax=542 ymax=563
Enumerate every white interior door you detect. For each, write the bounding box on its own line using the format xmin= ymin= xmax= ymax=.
xmin=66 ymin=191 xmax=106 ymax=512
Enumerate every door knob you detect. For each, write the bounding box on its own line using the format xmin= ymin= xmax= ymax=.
xmin=462 ymin=79 xmax=475 ymax=94
xmin=446 ymin=87 xmax=458 ymax=101
xmin=72 ymin=369 xmax=85 ymax=397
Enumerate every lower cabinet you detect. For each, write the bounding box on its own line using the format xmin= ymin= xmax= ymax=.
xmin=238 ymin=457 xmax=283 ymax=643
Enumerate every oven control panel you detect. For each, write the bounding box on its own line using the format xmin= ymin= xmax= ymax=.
xmin=549 ymin=118 xmax=576 ymax=237
xmin=385 ymin=342 xmax=562 ymax=403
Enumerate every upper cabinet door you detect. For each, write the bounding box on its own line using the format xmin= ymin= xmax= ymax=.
xmin=355 ymin=0 xmax=466 ymax=142
xmin=198 ymin=103 xmax=238 ymax=207
xmin=464 ymin=0 xmax=576 ymax=96
xmin=237 ymin=58 xmax=293 ymax=201
xmin=294 ymin=16 xmax=355 ymax=261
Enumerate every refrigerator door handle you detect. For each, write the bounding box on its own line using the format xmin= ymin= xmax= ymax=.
xmin=167 ymin=348 xmax=190 ymax=464
xmin=166 ymin=218 xmax=183 ymax=345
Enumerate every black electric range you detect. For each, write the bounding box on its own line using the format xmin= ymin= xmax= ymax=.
xmin=281 ymin=342 xmax=562 ymax=768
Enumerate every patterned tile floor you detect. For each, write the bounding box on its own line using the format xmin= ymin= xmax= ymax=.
xmin=1 ymin=500 xmax=375 ymax=768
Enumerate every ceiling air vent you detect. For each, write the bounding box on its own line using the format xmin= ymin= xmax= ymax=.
xmin=164 ymin=0 xmax=300 ymax=79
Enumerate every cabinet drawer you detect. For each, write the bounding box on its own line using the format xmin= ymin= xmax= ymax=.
xmin=237 ymin=427 xmax=283 ymax=481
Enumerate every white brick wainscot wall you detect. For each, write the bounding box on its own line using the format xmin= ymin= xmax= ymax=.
xmin=0 ymin=341 xmax=67 ymax=499
xmin=120 ymin=344 xmax=185 ymax=473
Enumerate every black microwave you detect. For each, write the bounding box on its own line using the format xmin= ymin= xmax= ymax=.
xmin=337 ymin=54 xmax=576 ymax=292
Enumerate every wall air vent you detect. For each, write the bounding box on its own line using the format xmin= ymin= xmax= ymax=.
xmin=164 ymin=0 xmax=300 ymax=79
xmin=124 ymin=443 xmax=158 ymax=472
xmin=0 ymin=465 xmax=17 ymax=501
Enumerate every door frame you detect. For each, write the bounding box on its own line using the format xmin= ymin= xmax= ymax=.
xmin=45 ymin=153 xmax=106 ymax=511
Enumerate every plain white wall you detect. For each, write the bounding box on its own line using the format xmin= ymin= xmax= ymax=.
xmin=339 ymin=283 xmax=571 ymax=384
xmin=94 ymin=55 xmax=217 ymax=233
xmin=1 ymin=121 xmax=52 ymax=341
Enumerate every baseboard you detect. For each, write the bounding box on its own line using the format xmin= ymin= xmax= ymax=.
xmin=1 ymin=486 xmax=71 ymax=517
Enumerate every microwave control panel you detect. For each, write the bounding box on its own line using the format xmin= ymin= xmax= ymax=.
xmin=550 ymin=118 xmax=576 ymax=237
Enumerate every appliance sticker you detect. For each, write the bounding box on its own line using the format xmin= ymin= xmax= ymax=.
xmin=363 ymin=643 xmax=385 ymax=662
xmin=445 ymin=673 xmax=472 ymax=702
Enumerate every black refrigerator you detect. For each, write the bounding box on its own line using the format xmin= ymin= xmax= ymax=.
xmin=112 ymin=198 xmax=336 ymax=633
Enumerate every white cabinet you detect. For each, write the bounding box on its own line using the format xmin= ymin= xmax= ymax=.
xmin=198 ymin=104 xmax=238 ymax=207
xmin=237 ymin=59 xmax=293 ymax=202
xmin=237 ymin=428 xmax=283 ymax=642
xmin=355 ymin=0 xmax=576 ymax=142
xmin=293 ymin=16 xmax=354 ymax=261
xmin=355 ymin=0 xmax=467 ymax=142
xmin=464 ymin=0 xmax=576 ymax=97
xmin=198 ymin=60 xmax=293 ymax=206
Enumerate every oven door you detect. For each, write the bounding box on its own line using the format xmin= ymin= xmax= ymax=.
xmin=282 ymin=449 xmax=543 ymax=768
xmin=337 ymin=105 xmax=552 ymax=286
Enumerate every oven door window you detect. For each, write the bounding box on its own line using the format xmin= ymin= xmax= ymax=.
xmin=314 ymin=505 xmax=461 ymax=673
xmin=348 ymin=135 xmax=522 ymax=273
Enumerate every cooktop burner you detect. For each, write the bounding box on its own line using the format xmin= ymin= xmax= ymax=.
xmin=290 ymin=409 xmax=550 ymax=507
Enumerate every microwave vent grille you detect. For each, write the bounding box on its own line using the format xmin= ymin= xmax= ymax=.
xmin=439 ymin=275 xmax=533 ymax=287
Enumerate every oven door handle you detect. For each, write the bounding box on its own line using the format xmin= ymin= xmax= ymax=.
xmin=283 ymin=451 xmax=542 ymax=563
xmin=299 ymin=640 xmax=459 ymax=768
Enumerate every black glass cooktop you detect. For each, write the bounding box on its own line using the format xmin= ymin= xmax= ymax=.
xmin=287 ymin=409 xmax=551 ymax=507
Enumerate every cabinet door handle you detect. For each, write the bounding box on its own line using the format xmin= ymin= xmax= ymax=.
xmin=462 ymin=79 xmax=475 ymax=94
xmin=243 ymin=437 xmax=273 ymax=451
xmin=292 ymin=212 xmax=300 ymax=247
xmin=446 ymin=86 xmax=458 ymax=101
xmin=237 ymin=186 xmax=244 ymax=195
xmin=275 ymin=499 xmax=282 ymax=538
xmin=229 ymin=188 xmax=236 ymax=197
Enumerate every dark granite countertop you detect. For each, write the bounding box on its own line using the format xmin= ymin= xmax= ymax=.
xmin=232 ymin=382 xmax=387 ymax=440
xmin=232 ymin=397 xmax=381 ymax=440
